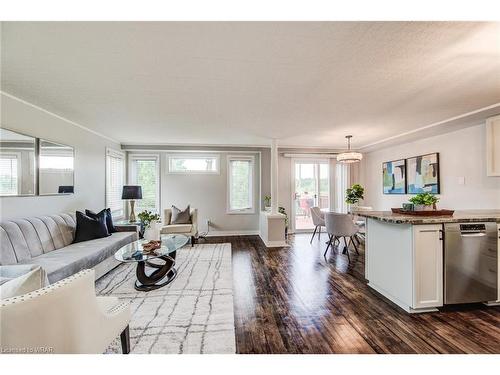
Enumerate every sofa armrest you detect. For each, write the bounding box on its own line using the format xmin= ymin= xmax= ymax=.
xmin=190 ymin=209 xmax=198 ymax=236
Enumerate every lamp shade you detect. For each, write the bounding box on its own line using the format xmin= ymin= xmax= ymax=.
xmin=121 ymin=185 xmax=142 ymax=200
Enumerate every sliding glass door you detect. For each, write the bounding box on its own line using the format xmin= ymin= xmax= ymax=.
xmin=291 ymin=159 xmax=330 ymax=232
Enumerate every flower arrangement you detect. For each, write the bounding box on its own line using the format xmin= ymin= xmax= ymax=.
xmin=137 ymin=210 xmax=161 ymax=229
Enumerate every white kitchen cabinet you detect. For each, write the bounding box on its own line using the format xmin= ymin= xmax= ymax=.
xmin=486 ymin=115 xmax=500 ymax=176
xmin=365 ymin=219 xmax=443 ymax=313
xmin=412 ymin=224 xmax=443 ymax=309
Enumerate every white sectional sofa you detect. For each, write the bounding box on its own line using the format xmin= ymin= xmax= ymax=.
xmin=0 ymin=213 xmax=137 ymax=283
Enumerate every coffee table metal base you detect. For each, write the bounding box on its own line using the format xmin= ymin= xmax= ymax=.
xmin=134 ymin=253 xmax=177 ymax=291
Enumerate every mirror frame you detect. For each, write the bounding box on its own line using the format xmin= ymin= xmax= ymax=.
xmin=0 ymin=127 xmax=75 ymax=197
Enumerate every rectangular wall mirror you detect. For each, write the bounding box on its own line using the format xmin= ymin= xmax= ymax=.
xmin=39 ymin=140 xmax=75 ymax=195
xmin=0 ymin=128 xmax=37 ymax=196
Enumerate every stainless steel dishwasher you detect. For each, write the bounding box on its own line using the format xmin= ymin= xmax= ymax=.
xmin=444 ymin=222 xmax=498 ymax=304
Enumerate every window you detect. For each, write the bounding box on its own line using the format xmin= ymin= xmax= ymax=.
xmin=106 ymin=148 xmax=125 ymax=218
xmin=168 ymin=155 xmax=219 ymax=174
xmin=0 ymin=153 xmax=19 ymax=196
xmin=227 ymin=155 xmax=254 ymax=214
xmin=129 ymin=154 xmax=160 ymax=214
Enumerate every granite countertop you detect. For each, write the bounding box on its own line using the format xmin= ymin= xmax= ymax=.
xmin=353 ymin=210 xmax=500 ymax=224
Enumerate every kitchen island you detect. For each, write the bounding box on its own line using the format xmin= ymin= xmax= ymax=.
xmin=355 ymin=210 xmax=500 ymax=313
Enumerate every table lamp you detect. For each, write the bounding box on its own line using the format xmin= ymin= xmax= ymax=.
xmin=122 ymin=185 xmax=142 ymax=222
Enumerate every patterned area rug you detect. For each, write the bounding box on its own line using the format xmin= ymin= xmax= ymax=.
xmin=95 ymin=243 xmax=235 ymax=354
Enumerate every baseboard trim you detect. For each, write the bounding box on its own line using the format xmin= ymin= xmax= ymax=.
xmin=204 ymin=230 xmax=259 ymax=237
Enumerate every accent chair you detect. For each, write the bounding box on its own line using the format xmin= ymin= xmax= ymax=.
xmin=160 ymin=208 xmax=198 ymax=246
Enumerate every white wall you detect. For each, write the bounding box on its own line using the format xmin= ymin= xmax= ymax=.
xmin=0 ymin=93 xmax=121 ymax=219
xmin=362 ymin=124 xmax=500 ymax=210
xmin=125 ymin=151 xmax=263 ymax=235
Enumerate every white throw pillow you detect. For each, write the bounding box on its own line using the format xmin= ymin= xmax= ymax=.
xmin=0 ymin=265 xmax=49 ymax=299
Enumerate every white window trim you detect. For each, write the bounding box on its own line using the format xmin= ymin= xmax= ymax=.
xmin=105 ymin=147 xmax=125 ymax=219
xmin=128 ymin=153 xmax=161 ymax=213
xmin=167 ymin=154 xmax=220 ymax=174
xmin=227 ymin=155 xmax=255 ymax=215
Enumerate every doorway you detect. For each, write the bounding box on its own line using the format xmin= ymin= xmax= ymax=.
xmin=291 ymin=159 xmax=330 ymax=232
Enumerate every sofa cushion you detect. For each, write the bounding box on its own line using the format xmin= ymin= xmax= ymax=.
xmin=85 ymin=208 xmax=117 ymax=233
xmin=0 ymin=264 xmax=49 ymax=299
xmin=171 ymin=205 xmax=191 ymax=224
xmin=19 ymin=232 xmax=136 ymax=283
xmin=160 ymin=224 xmax=193 ymax=234
xmin=73 ymin=211 xmax=110 ymax=243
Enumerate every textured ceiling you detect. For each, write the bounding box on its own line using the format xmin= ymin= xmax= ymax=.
xmin=1 ymin=21 xmax=500 ymax=149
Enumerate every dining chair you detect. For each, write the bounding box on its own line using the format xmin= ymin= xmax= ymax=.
xmin=309 ymin=206 xmax=325 ymax=243
xmin=324 ymin=212 xmax=360 ymax=262
xmin=351 ymin=206 xmax=373 ymax=243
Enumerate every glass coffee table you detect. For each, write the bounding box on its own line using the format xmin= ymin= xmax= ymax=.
xmin=114 ymin=234 xmax=189 ymax=291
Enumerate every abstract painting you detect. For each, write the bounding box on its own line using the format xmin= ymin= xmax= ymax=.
xmin=383 ymin=159 xmax=406 ymax=194
xmin=407 ymin=153 xmax=440 ymax=194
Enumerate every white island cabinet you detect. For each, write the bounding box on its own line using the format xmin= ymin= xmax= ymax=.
xmin=365 ymin=219 xmax=443 ymax=313
xmin=360 ymin=210 xmax=500 ymax=314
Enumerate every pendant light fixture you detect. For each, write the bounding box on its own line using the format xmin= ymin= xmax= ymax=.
xmin=337 ymin=135 xmax=363 ymax=163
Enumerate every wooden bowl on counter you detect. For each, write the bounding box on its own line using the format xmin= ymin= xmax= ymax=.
xmin=391 ymin=208 xmax=455 ymax=216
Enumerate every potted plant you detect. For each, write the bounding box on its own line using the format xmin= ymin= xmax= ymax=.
xmin=345 ymin=184 xmax=364 ymax=207
xmin=138 ymin=210 xmax=161 ymax=240
xmin=409 ymin=192 xmax=439 ymax=211
xmin=278 ymin=206 xmax=289 ymax=238
xmin=264 ymin=195 xmax=272 ymax=211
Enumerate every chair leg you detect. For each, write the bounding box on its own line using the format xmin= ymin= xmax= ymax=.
xmin=351 ymin=236 xmax=359 ymax=254
xmin=120 ymin=325 xmax=130 ymax=354
xmin=318 ymin=226 xmax=321 ymax=240
xmin=353 ymin=235 xmax=360 ymax=245
xmin=310 ymin=225 xmax=318 ymax=243
xmin=340 ymin=236 xmax=345 ymax=254
xmin=343 ymin=237 xmax=351 ymax=263
xmin=324 ymin=235 xmax=333 ymax=257
xmin=191 ymin=236 xmax=196 ymax=247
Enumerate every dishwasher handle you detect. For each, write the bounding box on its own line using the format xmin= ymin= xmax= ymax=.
xmin=460 ymin=232 xmax=487 ymax=237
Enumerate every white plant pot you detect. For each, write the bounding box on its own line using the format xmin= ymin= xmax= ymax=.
xmin=144 ymin=222 xmax=160 ymax=241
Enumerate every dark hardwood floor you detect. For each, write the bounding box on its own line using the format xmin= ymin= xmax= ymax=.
xmin=203 ymin=233 xmax=500 ymax=354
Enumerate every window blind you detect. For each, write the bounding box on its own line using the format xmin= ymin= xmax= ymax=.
xmin=106 ymin=149 xmax=125 ymax=218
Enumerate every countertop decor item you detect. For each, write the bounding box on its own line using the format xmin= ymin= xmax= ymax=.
xmin=264 ymin=195 xmax=271 ymax=211
xmin=122 ymin=185 xmax=142 ymax=222
xmin=409 ymin=192 xmax=439 ymax=211
xmin=391 ymin=208 xmax=454 ymax=216
xmin=337 ymin=135 xmax=362 ymax=163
